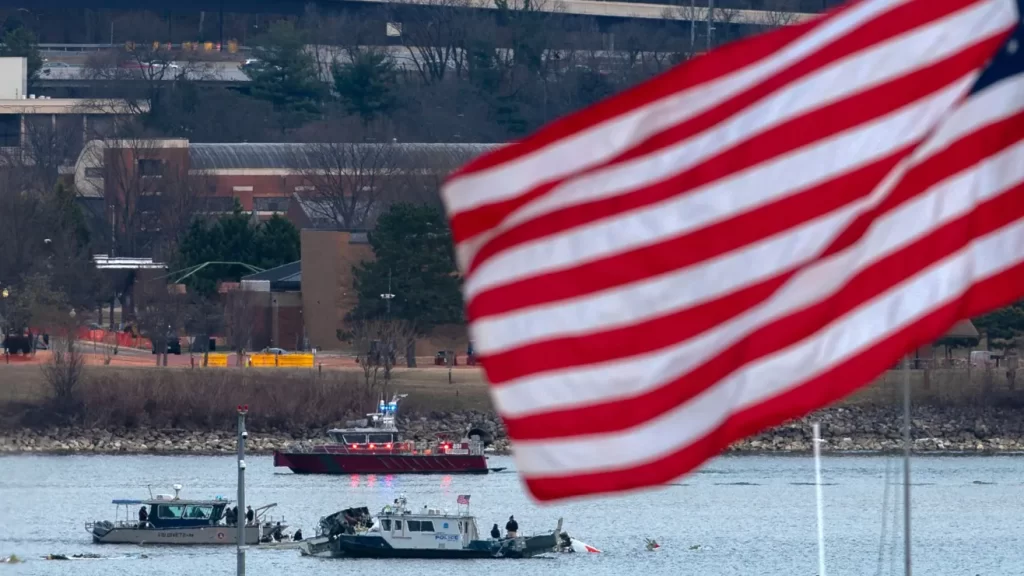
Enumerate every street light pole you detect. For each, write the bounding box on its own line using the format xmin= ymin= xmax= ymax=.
xmin=236 ymin=405 xmax=248 ymax=576
xmin=380 ymin=268 xmax=395 ymax=316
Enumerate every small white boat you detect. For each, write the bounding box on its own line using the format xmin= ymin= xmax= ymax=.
xmin=86 ymin=485 xmax=287 ymax=545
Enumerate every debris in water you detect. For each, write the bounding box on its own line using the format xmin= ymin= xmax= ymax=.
xmin=1 ymin=554 xmax=23 ymax=564
xmin=43 ymin=553 xmax=104 ymax=561
xmin=644 ymin=538 xmax=660 ymax=551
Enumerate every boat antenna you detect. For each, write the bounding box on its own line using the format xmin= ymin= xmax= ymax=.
xmin=147 ymin=485 xmax=153 ymax=499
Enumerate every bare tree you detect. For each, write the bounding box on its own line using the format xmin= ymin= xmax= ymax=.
xmin=135 ymin=282 xmax=185 ymax=366
xmin=225 ymin=288 xmax=259 ymax=363
xmin=390 ymin=0 xmax=474 ymax=83
xmin=341 ymin=318 xmax=414 ymax=400
xmin=0 ymin=112 xmax=86 ymax=196
xmin=184 ymin=293 xmax=223 ymax=356
xmin=290 ymin=136 xmax=402 ymax=229
xmin=756 ymin=0 xmax=800 ymax=30
xmin=44 ymin=326 xmax=86 ymax=413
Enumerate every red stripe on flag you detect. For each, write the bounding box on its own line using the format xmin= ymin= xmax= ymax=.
xmin=523 ymin=260 xmax=1024 ymax=501
xmin=448 ymin=0 xmax=994 ymax=246
xmin=501 ymin=183 xmax=1024 ymax=440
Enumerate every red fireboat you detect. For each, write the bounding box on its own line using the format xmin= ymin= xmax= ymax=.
xmin=273 ymin=394 xmax=503 ymax=475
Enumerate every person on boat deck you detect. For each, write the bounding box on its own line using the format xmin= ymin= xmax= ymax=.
xmin=505 ymin=516 xmax=518 ymax=538
xmin=225 ymin=507 xmax=236 ymax=526
xmin=293 ymin=528 xmax=303 ymax=541
xmin=490 ymin=524 xmax=501 ymax=539
xmin=272 ymin=522 xmax=284 ymax=542
xmin=138 ymin=506 xmax=148 ymax=526
xmin=246 ymin=506 xmax=254 ymax=525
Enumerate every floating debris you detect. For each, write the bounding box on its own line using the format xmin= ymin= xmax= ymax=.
xmin=1 ymin=554 xmax=23 ymax=564
xmin=43 ymin=553 xmax=107 ymax=561
xmin=644 ymin=538 xmax=661 ymax=551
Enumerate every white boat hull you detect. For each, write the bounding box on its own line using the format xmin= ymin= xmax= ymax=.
xmin=91 ymin=525 xmax=265 ymax=545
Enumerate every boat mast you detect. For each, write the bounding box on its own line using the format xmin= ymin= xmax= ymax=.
xmin=237 ymin=405 xmax=249 ymax=576
xmin=812 ymin=422 xmax=826 ymax=576
xmin=902 ymin=355 xmax=912 ymax=576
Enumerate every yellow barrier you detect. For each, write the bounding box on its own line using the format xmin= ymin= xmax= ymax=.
xmin=249 ymin=353 xmax=279 ymax=367
xmin=206 ymin=353 xmax=229 ymax=367
xmin=277 ymin=353 xmax=315 ymax=368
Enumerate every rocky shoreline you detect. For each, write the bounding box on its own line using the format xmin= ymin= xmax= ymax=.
xmin=4 ymin=405 xmax=1024 ymax=456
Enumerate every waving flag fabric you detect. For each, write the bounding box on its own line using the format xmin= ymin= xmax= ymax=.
xmin=440 ymin=0 xmax=1024 ymax=501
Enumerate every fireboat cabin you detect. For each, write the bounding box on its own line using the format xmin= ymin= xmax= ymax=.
xmin=274 ymin=394 xmax=504 ymax=475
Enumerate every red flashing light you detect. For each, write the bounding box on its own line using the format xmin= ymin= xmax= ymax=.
xmin=369 ymin=443 xmax=376 ymax=449
xmin=351 ymin=444 xmax=358 ymax=449
xmin=385 ymin=443 xmax=392 ymax=449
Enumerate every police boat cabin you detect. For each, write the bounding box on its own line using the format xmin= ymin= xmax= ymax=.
xmin=87 ymin=484 xmax=285 ymax=545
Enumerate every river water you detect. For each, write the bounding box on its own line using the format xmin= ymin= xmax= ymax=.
xmin=1 ymin=454 xmax=1021 ymax=575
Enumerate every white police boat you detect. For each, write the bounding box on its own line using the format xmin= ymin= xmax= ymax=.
xmin=299 ymin=495 xmax=561 ymax=559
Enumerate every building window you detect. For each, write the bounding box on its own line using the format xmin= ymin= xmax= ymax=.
xmin=0 ymin=115 xmax=20 ymax=147
xmin=232 ymin=185 xmax=253 ymax=192
xmin=253 ymin=196 xmax=289 ymax=213
xmin=201 ymin=197 xmax=235 ymax=213
xmin=138 ymin=158 xmax=163 ymax=177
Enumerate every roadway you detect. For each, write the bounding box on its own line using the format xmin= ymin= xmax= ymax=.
xmin=6 ymin=0 xmax=819 ymax=23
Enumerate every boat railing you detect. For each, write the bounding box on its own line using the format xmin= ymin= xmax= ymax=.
xmin=283 ymin=438 xmax=486 ymax=456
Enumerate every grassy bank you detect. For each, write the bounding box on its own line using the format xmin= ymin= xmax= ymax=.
xmin=0 ymin=362 xmax=1020 ymax=431
xmin=0 ymin=364 xmax=492 ymax=430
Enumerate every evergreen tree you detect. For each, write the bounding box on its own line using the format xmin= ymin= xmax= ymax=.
xmin=331 ymin=50 xmax=399 ymax=125
xmin=974 ymin=302 xmax=1024 ymax=349
xmin=350 ymin=203 xmax=463 ymax=334
xmin=244 ymin=21 xmax=328 ymax=124
xmin=176 ymin=207 xmax=301 ymax=296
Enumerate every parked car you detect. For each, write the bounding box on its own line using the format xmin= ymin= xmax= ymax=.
xmin=262 ymin=347 xmax=286 ymax=355
xmin=2 ymin=334 xmax=31 ymax=355
xmin=152 ymin=337 xmax=181 ymax=355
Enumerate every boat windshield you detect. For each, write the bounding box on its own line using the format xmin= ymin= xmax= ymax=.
xmin=368 ymin=433 xmax=394 ymax=444
xmin=155 ymin=504 xmax=218 ymax=520
xmin=341 ymin=434 xmax=367 ymax=445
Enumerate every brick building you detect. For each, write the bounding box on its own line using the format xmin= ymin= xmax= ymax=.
xmin=74 ymin=139 xmax=499 ymax=222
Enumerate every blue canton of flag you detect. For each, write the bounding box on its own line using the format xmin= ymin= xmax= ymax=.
xmin=970 ymin=1 xmax=1024 ymax=94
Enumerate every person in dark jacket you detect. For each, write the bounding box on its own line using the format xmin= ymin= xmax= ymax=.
xmin=225 ymin=507 xmax=236 ymax=526
xmin=246 ymin=506 xmax=254 ymax=525
xmin=505 ymin=516 xmax=518 ymax=538
xmin=293 ymin=529 xmax=303 ymax=541
xmin=138 ymin=506 xmax=148 ymax=527
xmin=490 ymin=523 xmax=501 ymax=539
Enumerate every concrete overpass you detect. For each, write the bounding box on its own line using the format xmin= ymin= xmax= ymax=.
xmin=6 ymin=0 xmax=822 ymax=24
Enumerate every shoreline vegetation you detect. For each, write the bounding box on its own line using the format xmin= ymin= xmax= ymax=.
xmin=3 ymin=363 xmax=1024 ymax=456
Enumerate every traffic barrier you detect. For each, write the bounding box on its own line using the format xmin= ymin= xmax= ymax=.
xmin=277 ymin=353 xmax=315 ymax=368
xmin=249 ymin=353 xmax=278 ymax=367
xmin=206 ymin=353 xmax=229 ymax=367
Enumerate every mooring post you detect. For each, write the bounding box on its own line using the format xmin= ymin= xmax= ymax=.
xmin=236 ymin=404 xmax=248 ymax=576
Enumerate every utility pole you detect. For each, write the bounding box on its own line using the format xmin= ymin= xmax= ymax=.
xmin=236 ymin=405 xmax=248 ymax=576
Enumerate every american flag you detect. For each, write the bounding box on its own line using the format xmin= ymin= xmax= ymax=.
xmin=442 ymin=0 xmax=1024 ymax=502
xmin=457 ymin=494 xmax=471 ymax=505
